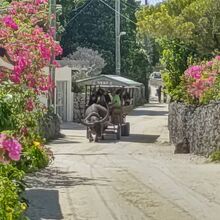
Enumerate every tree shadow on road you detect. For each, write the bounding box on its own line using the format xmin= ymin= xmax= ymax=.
xmin=25 ymin=168 xmax=110 ymax=220
xmin=50 ymin=139 xmax=81 ymax=145
xmin=130 ymin=109 xmax=168 ymax=116
xmin=120 ymin=134 xmax=160 ymax=144
xmin=61 ymin=122 xmax=85 ymax=130
xmin=54 ymin=153 xmax=110 ymax=156
xmin=97 ymin=134 xmax=160 ymax=144
xmin=25 ymin=167 xmax=110 ymax=189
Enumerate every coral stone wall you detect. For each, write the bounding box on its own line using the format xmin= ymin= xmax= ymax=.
xmin=39 ymin=111 xmax=61 ymax=141
xmin=168 ymin=102 xmax=220 ymax=155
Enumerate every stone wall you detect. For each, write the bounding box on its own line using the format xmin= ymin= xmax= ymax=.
xmin=39 ymin=111 xmax=61 ymax=141
xmin=72 ymin=93 xmax=87 ymax=122
xmin=169 ymin=102 xmax=220 ymax=155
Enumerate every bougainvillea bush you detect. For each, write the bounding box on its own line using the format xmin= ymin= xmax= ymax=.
xmin=0 ymin=0 xmax=62 ymax=218
xmin=183 ymin=56 xmax=220 ymax=104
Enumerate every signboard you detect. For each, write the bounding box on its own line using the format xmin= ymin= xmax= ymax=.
xmin=91 ymin=80 xmax=113 ymax=85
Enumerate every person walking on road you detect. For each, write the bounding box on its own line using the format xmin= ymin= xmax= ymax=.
xmin=163 ymin=86 xmax=167 ymax=103
xmin=157 ymin=86 xmax=162 ymax=103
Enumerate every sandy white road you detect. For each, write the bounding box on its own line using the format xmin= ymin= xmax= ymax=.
xmin=26 ymin=103 xmax=220 ymax=220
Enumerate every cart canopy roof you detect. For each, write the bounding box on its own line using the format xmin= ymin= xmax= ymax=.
xmin=76 ymin=75 xmax=143 ymax=87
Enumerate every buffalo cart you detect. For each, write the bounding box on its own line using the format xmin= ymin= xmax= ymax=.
xmin=84 ymin=84 xmax=134 ymax=141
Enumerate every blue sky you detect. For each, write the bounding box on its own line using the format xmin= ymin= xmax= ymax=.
xmin=141 ymin=0 xmax=163 ymax=5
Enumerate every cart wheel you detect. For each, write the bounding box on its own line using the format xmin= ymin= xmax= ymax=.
xmin=121 ymin=122 xmax=130 ymax=136
xmin=116 ymin=125 xmax=121 ymax=140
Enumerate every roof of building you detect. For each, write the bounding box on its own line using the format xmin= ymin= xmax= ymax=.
xmin=76 ymin=75 xmax=143 ymax=87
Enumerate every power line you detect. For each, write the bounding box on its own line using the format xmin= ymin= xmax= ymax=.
xmin=65 ymin=0 xmax=137 ymax=27
xmin=99 ymin=0 xmax=136 ymax=25
xmin=65 ymin=0 xmax=96 ymax=27
xmin=121 ymin=0 xmax=138 ymax=10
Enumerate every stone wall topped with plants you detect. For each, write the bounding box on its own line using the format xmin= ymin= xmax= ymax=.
xmin=168 ymin=55 xmax=220 ymax=156
xmin=169 ymin=101 xmax=220 ymax=155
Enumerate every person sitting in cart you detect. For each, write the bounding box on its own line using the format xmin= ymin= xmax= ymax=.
xmin=104 ymin=90 xmax=112 ymax=105
xmin=96 ymin=88 xmax=108 ymax=108
xmin=109 ymin=89 xmax=122 ymax=124
xmin=88 ymin=91 xmax=97 ymax=106
xmin=112 ymin=89 xmax=122 ymax=108
xmin=122 ymin=90 xmax=131 ymax=106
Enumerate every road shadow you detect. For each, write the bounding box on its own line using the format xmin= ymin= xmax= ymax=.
xmin=50 ymin=139 xmax=81 ymax=145
xmin=25 ymin=189 xmax=63 ymax=220
xmin=61 ymin=122 xmax=85 ymax=131
xmin=120 ymin=134 xmax=160 ymax=144
xmin=25 ymin=167 xmax=110 ymax=189
xmin=144 ymin=104 xmax=167 ymax=108
xmin=54 ymin=153 xmax=110 ymax=156
xmin=130 ymin=109 xmax=168 ymax=116
xmin=95 ymin=134 xmax=160 ymax=144
xmin=25 ymin=168 xmax=110 ymax=220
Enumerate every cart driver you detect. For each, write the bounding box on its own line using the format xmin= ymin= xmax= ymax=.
xmin=112 ymin=89 xmax=122 ymax=108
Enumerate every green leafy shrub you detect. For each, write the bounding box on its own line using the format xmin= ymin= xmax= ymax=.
xmin=210 ymin=151 xmax=220 ymax=162
xmin=16 ymin=142 xmax=50 ymax=173
xmin=159 ymin=39 xmax=196 ymax=102
xmin=0 ymin=165 xmax=27 ymax=220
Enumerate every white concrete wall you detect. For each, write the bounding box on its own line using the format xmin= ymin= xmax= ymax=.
xmin=39 ymin=66 xmax=73 ymax=122
xmin=55 ymin=66 xmax=73 ymax=122
xmin=39 ymin=67 xmax=49 ymax=107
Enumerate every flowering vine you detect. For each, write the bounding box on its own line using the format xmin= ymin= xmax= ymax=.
xmin=184 ymin=56 xmax=220 ymax=103
xmin=0 ymin=133 xmax=22 ymax=162
xmin=0 ymin=0 xmax=62 ymax=94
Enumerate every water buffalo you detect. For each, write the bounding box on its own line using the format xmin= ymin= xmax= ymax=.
xmin=81 ymin=103 xmax=109 ymax=142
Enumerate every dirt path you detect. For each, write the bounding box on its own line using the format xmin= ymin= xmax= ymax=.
xmin=25 ymin=103 xmax=220 ymax=220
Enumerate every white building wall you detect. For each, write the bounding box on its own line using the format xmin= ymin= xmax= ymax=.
xmin=55 ymin=66 xmax=73 ymax=122
xmin=39 ymin=66 xmax=73 ymax=122
xmin=39 ymin=67 xmax=49 ymax=107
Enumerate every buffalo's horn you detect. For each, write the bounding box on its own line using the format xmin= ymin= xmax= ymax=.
xmin=81 ymin=112 xmax=101 ymax=127
xmin=84 ymin=112 xmax=100 ymax=121
xmin=96 ymin=107 xmax=109 ymax=124
xmin=81 ymin=120 xmax=95 ymax=127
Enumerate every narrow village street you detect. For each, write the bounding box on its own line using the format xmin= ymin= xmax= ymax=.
xmin=26 ymin=103 xmax=220 ymax=220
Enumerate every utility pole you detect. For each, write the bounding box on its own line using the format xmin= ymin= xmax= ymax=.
xmin=49 ymin=0 xmax=56 ymax=107
xmin=115 ymin=0 xmax=120 ymax=75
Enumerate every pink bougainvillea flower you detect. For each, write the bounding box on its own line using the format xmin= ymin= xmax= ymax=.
xmin=25 ymin=99 xmax=34 ymax=111
xmin=2 ymin=15 xmax=18 ymax=30
xmin=10 ymin=74 xmax=21 ymax=84
xmin=0 ymin=135 xmax=22 ymax=161
xmin=207 ymin=61 xmax=213 ymax=67
xmin=185 ymin=65 xmax=202 ymax=79
xmin=49 ymin=27 xmax=56 ymax=38
xmin=35 ymin=0 xmax=48 ymax=5
xmin=0 ymin=72 xmax=6 ymax=82
xmin=215 ymin=55 xmax=220 ymax=61
xmin=3 ymin=139 xmax=22 ymax=161
xmin=0 ymin=0 xmax=62 ymax=93
xmin=53 ymin=60 xmax=61 ymax=68
xmin=0 ymin=134 xmax=7 ymax=148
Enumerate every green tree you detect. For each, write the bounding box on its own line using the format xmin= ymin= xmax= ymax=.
xmin=136 ymin=0 xmax=220 ymax=101
xmin=59 ymin=0 xmax=150 ymax=85
xmin=60 ymin=0 xmax=115 ymax=73
xmin=136 ymin=0 xmax=220 ymax=56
